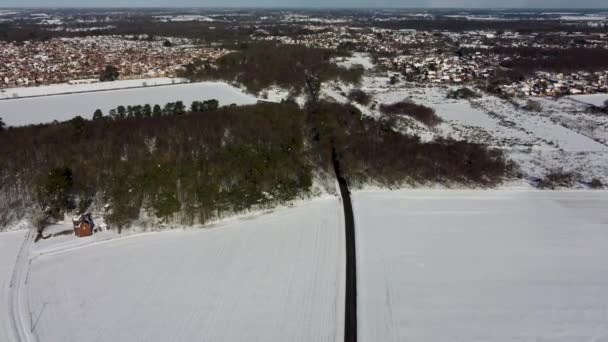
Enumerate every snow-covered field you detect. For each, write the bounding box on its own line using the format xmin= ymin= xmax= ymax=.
xmin=0 ymin=81 xmax=259 ymax=126
xmin=0 ymin=230 xmax=27 ymax=342
xmin=3 ymin=189 xmax=608 ymax=341
xmin=354 ymin=189 xmax=608 ymax=342
xmin=0 ymin=78 xmax=188 ymax=100
xmin=569 ymin=93 xmax=608 ymax=107
xmin=24 ymin=198 xmax=344 ymax=342
xmin=335 ymin=53 xmax=375 ymax=70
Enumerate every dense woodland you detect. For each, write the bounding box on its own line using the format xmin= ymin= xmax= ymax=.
xmin=179 ymin=43 xmax=363 ymax=95
xmin=0 ymin=99 xmax=510 ymax=229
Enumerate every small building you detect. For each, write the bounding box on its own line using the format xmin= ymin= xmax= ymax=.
xmin=73 ymin=214 xmax=95 ymax=237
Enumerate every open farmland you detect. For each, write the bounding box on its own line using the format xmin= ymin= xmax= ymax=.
xmin=354 ymin=189 xmax=608 ymax=342
xmin=0 ymin=81 xmax=259 ymax=126
xmin=24 ymin=198 xmax=344 ymax=342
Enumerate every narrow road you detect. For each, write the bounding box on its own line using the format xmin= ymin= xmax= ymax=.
xmin=332 ymin=147 xmax=357 ymax=342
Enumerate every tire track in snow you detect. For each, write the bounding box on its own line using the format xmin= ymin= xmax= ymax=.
xmin=8 ymin=229 xmax=36 ymax=342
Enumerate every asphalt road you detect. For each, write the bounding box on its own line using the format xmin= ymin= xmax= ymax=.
xmin=332 ymin=147 xmax=357 ymax=342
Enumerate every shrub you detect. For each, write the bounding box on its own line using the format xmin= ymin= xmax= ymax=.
xmin=590 ymin=178 xmax=604 ymax=189
xmin=380 ymin=100 xmax=442 ymax=127
xmin=99 ymin=65 xmax=119 ymax=82
xmin=524 ymin=99 xmax=542 ymax=112
xmin=447 ymin=87 xmax=481 ymax=99
xmin=347 ymin=89 xmax=372 ymax=106
xmin=537 ymin=170 xmax=576 ymax=189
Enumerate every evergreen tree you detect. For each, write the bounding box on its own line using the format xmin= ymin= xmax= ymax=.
xmin=117 ymin=106 xmax=126 ymax=119
xmin=0 ymin=117 xmax=5 ymax=131
xmin=152 ymin=104 xmax=162 ymax=117
xmin=109 ymin=109 xmax=118 ymax=120
xmin=126 ymin=106 xmax=134 ymax=118
xmin=202 ymin=99 xmax=219 ymax=111
xmin=163 ymin=102 xmax=175 ymax=116
xmin=93 ymin=109 xmax=103 ymax=121
xmin=143 ymin=104 xmax=152 ymax=117
xmin=174 ymin=101 xmax=186 ymax=115
xmin=133 ymin=105 xmax=143 ymax=118
xmin=190 ymin=101 xmax=201 ymax=112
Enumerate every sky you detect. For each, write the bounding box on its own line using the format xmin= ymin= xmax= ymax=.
xmin=1 ymin=0 xmax=607 ymax=8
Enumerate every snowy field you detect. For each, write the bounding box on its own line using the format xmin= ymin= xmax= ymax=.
xmin=335 ymin=53 xmax=375 ymax=70
xmin=0 ymin=78 xmax=188 ymax=100
xmin=569 ymin=93 xmax=608 ymax=107
xmin=25 ymin=198 xmax=344 ymax=342
xmin=0 ymin=81 xmax=259 ymax=126
xmin=0 ymin=230 xmax=27 ymax=342
xmin=354 ymin=190 xmax=608 ymax=342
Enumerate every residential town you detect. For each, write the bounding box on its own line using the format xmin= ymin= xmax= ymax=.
xmin=256 ymin=25 xmax=608 ymax=97
xmin=0 ymin=35 xmax=229 ymax=87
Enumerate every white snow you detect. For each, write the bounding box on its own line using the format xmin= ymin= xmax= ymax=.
xmin=354 ymin=189 xmax=608 ymax=342
xmin=0 ymin=82 xmax=260 ymax=126
xmin=26 ymin=198 xmax=344 ymax=342
xmin=0 ymin=78 xmax=188 ymax=100
xmin=336 ymin=53 xmax=375 ymax=70
xmin=569 ymin=93 xmax=608 ymax=107
xmin=0 ymin=230 xmax=27 ymax=342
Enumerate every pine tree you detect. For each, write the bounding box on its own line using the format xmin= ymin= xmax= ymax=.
xmin=117 ymin=106 xmax=126 ymax=119
xmin=153 ymin=104 xmax=162 ymax=117
xmin=0 ymin=117 xmax=5 ymax=131
xmin=143 ymin=104 xmax=152 ymax=117
xmin=93 ymin=109 xmax=103 ymax=120
xmin=174 ymin=101 xmax=186 ymax=115
xmin=109 ymin=109 xmax=118 ymax=120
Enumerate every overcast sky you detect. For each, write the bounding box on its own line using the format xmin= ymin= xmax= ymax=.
xmin=1 ymin=0 xmax=607 ymax=8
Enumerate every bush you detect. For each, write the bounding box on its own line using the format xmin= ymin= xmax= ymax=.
xmin=537 ymin=170 xmax=576 ymax=189
xmin=347 ymin=89 xmax=372 ymax=106
xmin=447 ymin=87 xmax=481 ymax=99
xmin=380 ymin=100 xmax=442 ymax=127
xmin=99 ymin=65 xmax=119 ymax=82
xmin=590 ymin=178 xmax=604 ymax=189
xmin=524 ymin=99 xmax=542 ymax=112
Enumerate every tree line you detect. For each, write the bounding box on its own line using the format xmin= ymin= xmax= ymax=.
xmin=91 ymin=99 xmax=220 ymax=121
xmin=0 ymin=100 xmax=510 ymax=229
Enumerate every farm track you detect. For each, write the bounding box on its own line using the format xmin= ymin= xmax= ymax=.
xmin=8 ymin=229 xmax=36 ymax=342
